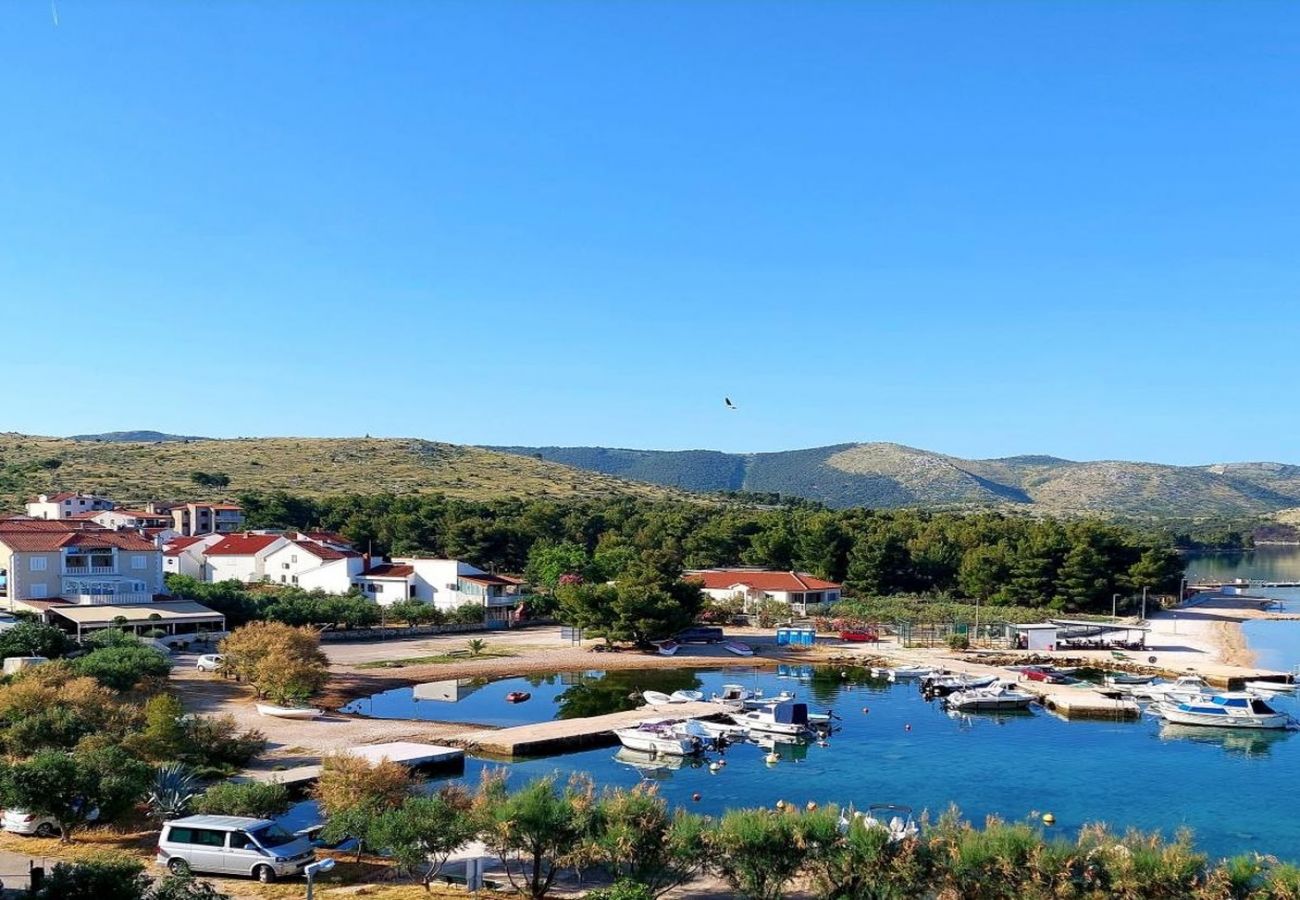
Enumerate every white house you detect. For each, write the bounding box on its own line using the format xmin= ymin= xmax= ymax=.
xmin=162 ymin=534 xmax=225 ymax=579
xmin=354 ymin=558 xmax=527 ymax=621
xmin=684 ymin=569 xmax=842 ymax=614
xmin=200 ymin=533 xmax=290 ymax=583
xmin=90 ymin=508 xmax=175 ymax=532
xmin=24 ymin=492 xmax=116 ymax=520
xmin=262 ymin=539 xmax=366 ymax=593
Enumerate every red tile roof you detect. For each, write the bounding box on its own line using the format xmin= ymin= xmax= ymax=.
xmin=291 ymin=540 xmax=359 ymax=561
xmin=303 ymin=530 xmax=353 ymax=547
xmin=204 ymin=534 xmax=283 ymax=556
xmin=686 ymin=569 xmax=842 ymax=593
xmin=361 ymin=563 xmax=415 ymax=578
xmin=0 ymin=528 xmax=157 ymax=552
xmin=163 ymin=536 xmax=206 ymax=556
xmin=459 ymin=573 xmax=515 ymax=586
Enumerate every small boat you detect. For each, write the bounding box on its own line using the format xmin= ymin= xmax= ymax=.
xmin=641 ymin=690 xmax=678 ymax=705
xmin=614 ymin=720 xmax=701 ymax=756
xmin=944 ymin=682 xmax=1036 ymax=712
xmin=256 ymin=703 xmax=324 ymax=719
xmin=711 ymin=683 xmax=755 ymax=704
xmin=505 ymin=691 xmax=531 ymax=703
xmin=656 ymin=640 xmax=680 ymax=657
xmin=1155 ymin=693 xmax=1295 ymax=730
xmin=922 ymin=673 xmax=997 ymax=697
xmin=670 ymin=689 xmax=704 ymax=702
xmin=1105 ymin=672 xmax=1156 ymax=686
xmin=1136 ymin=675 xmax=1214 ymax=704
xmin=728 ymin=700 xmax=811 ymax=737
xmin=723 ymin=640 xmax=754 ymax=657
xmin=680 ymin=719 xmax=749 ymax=742
xmin=1246 ymin=680 xmax=1297 ymax=694
xmin=884 ymin=665 xmax=933 ymax=681
xmin=741 ymin=690 xmax=796 ymax=709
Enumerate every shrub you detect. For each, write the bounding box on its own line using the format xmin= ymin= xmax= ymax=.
xmin=194 ymin=780 xmax=290 ymax=818
xmin=0 ymin=620 xmax=77 ymax=659
xmin=180 ymin=714 xmax=266 ymax=774
xmin=447 ymin=603 xmax=486 ymax=626
xmin=947 ymin=633 xmax=971 ymax=651
xmin=73 ymin=643 xmax=172 ymax=692
xmin=29 ymin=853 xmax=149 ymax=900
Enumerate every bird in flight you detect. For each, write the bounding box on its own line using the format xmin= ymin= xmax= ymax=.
xmin=724 ymin=397 xmax=738 ymax=410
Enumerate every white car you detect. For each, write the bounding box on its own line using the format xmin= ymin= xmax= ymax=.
xmin=3 ymin=807 xmax=98 ymax=837
xmin=195 ymin=654 xmax=225 ymax=672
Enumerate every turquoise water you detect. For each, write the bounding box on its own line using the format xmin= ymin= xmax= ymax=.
xmin=1185 ymin=547 xmax=1300 ymax=584
xmin=1243 ymin=619 xmax=1300 ymax=673
xmin=344 ymin=666 xmax=1300 ymax=862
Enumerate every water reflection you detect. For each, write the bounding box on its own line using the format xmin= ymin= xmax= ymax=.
xmin=1158 ymin=722 xmax=1295 ymax=758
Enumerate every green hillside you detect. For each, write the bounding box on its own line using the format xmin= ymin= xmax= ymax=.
xmin=495 ymin=442 xmax=1300 ymax=517
xmin=0 ymin=434 xmax=677 ymax=512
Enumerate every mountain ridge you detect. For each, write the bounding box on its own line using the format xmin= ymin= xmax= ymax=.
xmin=493 ymin=441 xmax=1300 ymax=517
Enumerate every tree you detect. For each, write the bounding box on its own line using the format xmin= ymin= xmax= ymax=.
xmin=1128 ymin=547 xmax=1184 ymax=596
xmin=525 ymin=541 xmax=594 ymax=590
xmin=314 ymin=753 xmax=414 ymax=859
xmin=1056 ymin=542 xmax=1112 ymax=610
xmin=73 ymin=642 xmax=172 ymax=692
xmin=219 ymin=622 xmax=328 ymax=703
xmin=845 ymin=533 xmax=911 ymax=596
xmin=29 ymin=854 xmax=150 ymax=900
xmin=369 ymin=788 xmax=477 ymax=884
xmin=0 ymin=746 xmax=151 ymax=842
xmin=475 ymin=773 xmax=594 ymax=899
xmin=590 ymin=785 xmax=710 ymax=897
xmin=958 ymin=544 xmax=1011 ymax=604
xmin=709 ymin=809 xmax=805 ymax=900
xmin=193 ymin=780 xmax=290 ymax=818
xmin=0 ymin=620 xmax=76 ymax=659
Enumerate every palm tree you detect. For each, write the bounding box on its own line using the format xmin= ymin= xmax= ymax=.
xmin=466 ymin=638 xmax=487 ymax=658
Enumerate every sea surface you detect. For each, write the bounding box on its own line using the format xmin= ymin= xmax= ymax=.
xmin=336 ymin=665 xmax=1300 ymax=862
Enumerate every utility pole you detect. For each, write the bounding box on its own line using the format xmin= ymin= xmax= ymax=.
xmin=1141 ymin=586 xmax=1148 ymax=622
xmin=1112 ymin=593 xmax=1120 ymax=619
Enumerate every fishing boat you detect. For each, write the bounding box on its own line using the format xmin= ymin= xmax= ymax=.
xmin=255 ymin=703 xmax=324 ymax=719
xmin=641 ymin=690 xmax=679 ymax=705
xmin=1155 ymin=693 xmax=1295 ymax=730
xmin=656 ymin=640 xmax=679 ymax=657
xmin=723 ymin=640 xmax=754 ymax=657
xmin=944 ymin=682 xmax=1035 ymax=712
xmin=614 ymin=720 xmax=702 ymax=755
xmin=728 ymin=700 xmax=811 ymax=737
xmin=670 ymin=689 xmax=704 ymax=702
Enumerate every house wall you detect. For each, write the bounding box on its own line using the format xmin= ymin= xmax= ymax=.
xmin=205 ymin=555 xmax=261 ymax=583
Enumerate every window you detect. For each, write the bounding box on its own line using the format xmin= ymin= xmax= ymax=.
xmin=131 ymin=555 xmax=147 ymax=570
xmin=29 ymin=557 xmax=47 ymax=572
xmin=282 ymin=563 xmax=290 ymax=570
xmin=229 ymin=832 xmax=252 ymax=850
xmin=409 ymin=586 xmax=417 ymax=598
xmin=167 ymin=827 xmax=194 ymax=844
xmin=291 ymin=576 xmax=298 ymax=584
xmin=30 ymin=584 xmax=48 ymax=599
xmin=280 ymin=575 xmax=286 ymax=583
xmin=291 ymin=554 xmax=298 ymax=563
xmin=373 ymin=583 xmax=383 ymax=593
xmin=194 ymin=829 xmax=226 ymax=847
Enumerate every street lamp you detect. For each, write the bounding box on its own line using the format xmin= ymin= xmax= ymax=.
xmin=1141 ymin=586 xmax=1148 ymax=623
xmin=305 ymin=858 xmax=336 ymax=900
xmin=1112 ymin=593 xmax=1120 ymax=619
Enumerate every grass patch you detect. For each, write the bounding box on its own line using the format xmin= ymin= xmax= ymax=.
xmin=356 ymin=649 xmax=518 ymax=669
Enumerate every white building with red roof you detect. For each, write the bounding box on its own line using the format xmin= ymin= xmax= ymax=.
xmin=354 ymin=558 xmax=528 ymax=621
xmin=685 ymin=568 xmax=842 ymax=614
xmin=24 ymin=492 xmax=116 ymax=520
xmin=199 ymin=533 xmax=290 ymax=583
xmin=162 ymin=534 xmax=225 ymax=578
xmin=262 ymin=538 xmax=366 ymax=594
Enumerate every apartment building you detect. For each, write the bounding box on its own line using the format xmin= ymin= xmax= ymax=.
xmin=0 ymin=518 xmax=164 ymax=609
xmin=354 ymin=558 xmax=528 ymax=621
xmin=24 ymin=492 xmax=116 ymax=520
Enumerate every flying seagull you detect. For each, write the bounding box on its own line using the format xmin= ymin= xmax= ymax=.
xmin=724 ymin=397 xmax=737 ymax=410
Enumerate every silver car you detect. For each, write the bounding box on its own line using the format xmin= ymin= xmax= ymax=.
xmin=157 ymin=815 xmax=314 ymax=882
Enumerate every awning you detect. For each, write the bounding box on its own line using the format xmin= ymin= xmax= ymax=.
xmin=46 ymin=601 xmax=226 ymax=630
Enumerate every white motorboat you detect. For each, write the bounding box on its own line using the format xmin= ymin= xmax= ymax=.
xmin=656 ymin=641 xmax=679 ymax=657
xmin=641 ymin=690 xmax=679 ymax=705
xmin=728 ymin=700 xmax=811 ymax=737
xmin=922 ymin=673 xmax=997 ymax=696
xmin=711 ymin=683 xmax=755 ymax=704
xmin=943 ymin=682 xmax=1035 ymax=712
xmin=1134 ymin=675 xmax=1213 ymax=705
xmin=884 ymin=666 xmax=934 ymax=681
xmin=681 ymin=718 xmax=749 ymax=742
xmin=741 ymin=690 xmax=796 ymax=709
xmin=1246 ymin=680 xmax=1297 ymax=694
xmin=256 ymin=703 xmax=324 ymax=719
xmin=614 ymin=720 xmax=702 ymax=755
xmin=723 ymin=640 xmax=754 ymax=657
xmin=1104 ymin=672 xmax=1157 ymax=686
xmin=1155 ymin=693 xmax=1295 ymax=730
xmin=670 ymin=689 xmax=704 ymax=702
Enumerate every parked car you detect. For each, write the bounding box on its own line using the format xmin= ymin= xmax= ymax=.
xmin=157 ymin=815 xmax=315 ymax=882
xmin=195 ymin=654 xmax=225 ymax=672
xmin=3 ymin=807 xmax=98 ymax=837
xmin=1020 ymin=666 xmax=1070 ymax=684
xmin=674 ymin=626 xmax=725 ymax=644
xmin=839 ymin=629 xmax=879 ymax=643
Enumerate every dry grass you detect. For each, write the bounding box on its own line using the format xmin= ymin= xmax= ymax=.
xmin=0 ymin=433 xmax=677 ymax=510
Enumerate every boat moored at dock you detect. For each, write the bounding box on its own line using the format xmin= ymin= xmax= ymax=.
xmin=1154 ymin=693 xmax=1296 ymax=730
xmin=944 ymin=682 xmax=1036 ymax=712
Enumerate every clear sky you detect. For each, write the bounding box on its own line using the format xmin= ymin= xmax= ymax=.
xmin=2 ymin=2 xmax=1297 ymax=465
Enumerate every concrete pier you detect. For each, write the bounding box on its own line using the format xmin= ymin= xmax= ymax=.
xmin=452 ymin=701 xmax=724 ymax=758
xmin=240 ymin=740 xmax=464 ymax=785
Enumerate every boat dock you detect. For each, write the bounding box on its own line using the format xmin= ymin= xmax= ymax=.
xmin=240 ymin=740 xmax=464 ymax=785
xmin=452 ymin=701 xmax=724 ymax=758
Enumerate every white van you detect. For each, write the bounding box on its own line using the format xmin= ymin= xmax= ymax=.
xmin=157 ymin=815 xmax=315 ymax=882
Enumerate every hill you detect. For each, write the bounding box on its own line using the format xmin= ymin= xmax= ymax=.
xmin=68 ymin=430 xmax=211 ymax=443
xmin=0 ymin=434 xmax=676 ymax=511
xmin=493 ymin=442 xmax=1300 ymax=517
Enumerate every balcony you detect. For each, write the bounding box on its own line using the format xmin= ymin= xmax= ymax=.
xmin=486 ymin=591 xmax=528 ymax=607
xmin=63 ymin=565 xmax=117 ymax=576
xmin=64 ymin=591 xmax=153 ymax=606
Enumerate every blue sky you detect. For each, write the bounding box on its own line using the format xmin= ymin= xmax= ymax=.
xmin=2 ymin=1 xmax=1297 ymax=465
